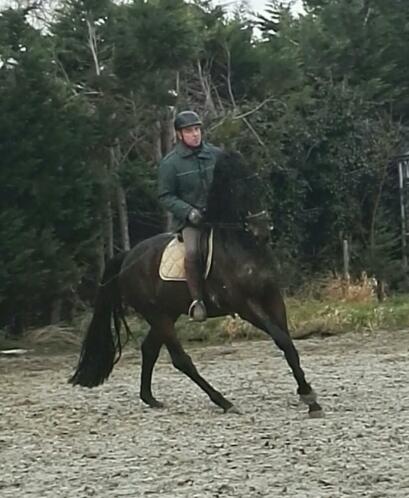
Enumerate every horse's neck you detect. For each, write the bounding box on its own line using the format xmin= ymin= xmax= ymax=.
xmin=207 ymin=210 xmax=238 ymax=225
xmin=213 ymin=226 xmax=262 ymax=265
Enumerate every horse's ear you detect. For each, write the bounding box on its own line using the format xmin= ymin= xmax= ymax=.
xmin=213 ymin=150 xmax=249 ymax=190
xmin=215 ymin=150 xmax=243 ymax=171
xmin=213 ymin=151 xmax=232 ymax=180
xmin=230 ymin=151 xmax=243 ymax=161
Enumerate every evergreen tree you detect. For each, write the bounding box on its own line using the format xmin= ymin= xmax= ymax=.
xmin=0 ymin=8 xmax=99 ymax=330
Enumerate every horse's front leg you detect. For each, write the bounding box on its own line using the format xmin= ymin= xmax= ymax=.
xmin=242 ymin=300 xmax=323 ymax=418
xmin=165 ymin=332 xmax=237 ymax=413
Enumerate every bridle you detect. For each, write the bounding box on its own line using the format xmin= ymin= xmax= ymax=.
xmin=246 ymin=210 xmax=269 ymax=221
xmin=244 ymin=210 xmax=274 ymax=234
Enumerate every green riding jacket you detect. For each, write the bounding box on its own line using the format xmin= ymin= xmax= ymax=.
xmin=158 ymin=141 xmax=222 ymax=232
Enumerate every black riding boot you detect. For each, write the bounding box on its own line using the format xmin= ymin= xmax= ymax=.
xmin=184 ymin=258 xmax=207 ymax=322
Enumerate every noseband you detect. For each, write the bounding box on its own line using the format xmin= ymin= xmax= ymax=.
xmin=246 ymin=210 xmax=269 ymax=221
xmin=244 ymin=210 xmax=274 ymax=235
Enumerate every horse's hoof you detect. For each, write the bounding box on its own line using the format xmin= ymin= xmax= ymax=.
xmin=150 ymin=400 xmax=165 ymax=409
xmin=142 ymin=397 xmax=164 ymax=409
xmin=308 ymin=408 xmax=324 ymax=418
xmin=224 ymin=405 xmax=242 ymax=415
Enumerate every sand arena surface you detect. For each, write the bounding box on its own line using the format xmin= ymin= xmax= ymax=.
xmin=1 ymin=330 xmax=409 ymax=497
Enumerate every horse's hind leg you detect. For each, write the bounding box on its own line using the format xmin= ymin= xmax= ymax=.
xmin=243 ymin=299 xmax=323 ymax=417
xmin=140 ymin=327 xmax=164 ymax=408
xmin=165 ymin=332 xmax=236 ymax=413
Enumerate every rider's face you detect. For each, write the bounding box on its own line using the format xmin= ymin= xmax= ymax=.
xmin=178 ymin=126 xmax=202 ymax=148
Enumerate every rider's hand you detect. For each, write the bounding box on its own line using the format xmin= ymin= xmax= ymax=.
xmin=188 ymin=208 xmax=204 ymax=226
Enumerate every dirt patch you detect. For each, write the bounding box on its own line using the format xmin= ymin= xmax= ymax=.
xmin=2 ymin=330 xmax=409 ymax=497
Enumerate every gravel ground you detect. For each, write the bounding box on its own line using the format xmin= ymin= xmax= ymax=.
xmin=2 ymin=329 xmax=409 ymax=498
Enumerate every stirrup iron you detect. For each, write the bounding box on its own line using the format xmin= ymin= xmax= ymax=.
xmin=188 ymin=299 xmax=207 ymax=322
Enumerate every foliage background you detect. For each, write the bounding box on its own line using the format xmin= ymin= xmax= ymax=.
xmin=1 ymin=0 xmax=409 ymax=333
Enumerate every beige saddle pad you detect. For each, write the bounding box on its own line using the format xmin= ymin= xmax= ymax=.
xmin=159 ymin=230 xmax=214 ymax=281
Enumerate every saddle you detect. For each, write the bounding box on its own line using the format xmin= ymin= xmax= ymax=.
xmin=159 ymin=229 xmax=214 ymax=281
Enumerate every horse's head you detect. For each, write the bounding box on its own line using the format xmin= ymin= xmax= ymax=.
xmin=244 ymin=209 xmax=272 ymax=245
xmin=207 ymin=151 xmax=272 ymax=245
xmin=235 ymin=172 xmax=272 ymax=245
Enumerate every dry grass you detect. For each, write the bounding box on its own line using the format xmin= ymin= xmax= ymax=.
xmin=27 ymin=326 xmax=81 ymax=347
xmin=220 ymin=315 xmax=264 ymax=342
xmin=2 ymin=279 xmax=408 ymax=354
xmin=300 ymin=272 xmax=377 ymax=303
xmin=0 ymin=325 xmax=81 ymax=354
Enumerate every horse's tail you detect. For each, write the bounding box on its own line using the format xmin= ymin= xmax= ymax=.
xmin=69 ymin=251 xmax=130 ymax=388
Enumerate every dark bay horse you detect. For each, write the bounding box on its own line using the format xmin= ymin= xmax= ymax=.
xmin=70 ymin=152 xmax=323 ymax=417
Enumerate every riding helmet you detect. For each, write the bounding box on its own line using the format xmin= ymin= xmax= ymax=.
xmin=174 ymin=111 xmax=202 ymax=130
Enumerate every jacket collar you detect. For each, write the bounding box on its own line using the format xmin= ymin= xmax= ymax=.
xmin=176 ymin=141 xmax=212 ymax=159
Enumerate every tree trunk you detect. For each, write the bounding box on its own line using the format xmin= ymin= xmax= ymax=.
xmin=50 ymin=298 xmax=62 ymax=324
xmin=163 ymin=108 xmax=176 ymax=155
xmin=153 ymin=118 xmax=162 ymax=163
xmin=342 ymin=239 xmax=350 ymax=299
xmin=97 ymin=235 xmax=106 ymax=278
xmin=6 ymin=312 xmax=25 ymax=337
xmin=116 ymin=182 xmax=130 ymax=251
xmin=376 ymin=279 xmax=386 ymax=302
xmin=104 ymin=180 xmax=114 ymax=260
xmin=105 ymin=199 xmax=114 ymax=259
xmin=110 ymin=145 xmax=131 ymax=251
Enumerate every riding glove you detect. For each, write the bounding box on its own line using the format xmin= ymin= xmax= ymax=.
xmin=188 ymin=208 xmax=204 ymax=226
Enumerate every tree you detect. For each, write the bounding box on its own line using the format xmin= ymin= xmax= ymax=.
xmin=0 ymin=8 xmax=99 ymax=330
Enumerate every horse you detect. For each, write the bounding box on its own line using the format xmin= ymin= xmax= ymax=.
xmin=69 ymin=152 xmax=323 ymax=417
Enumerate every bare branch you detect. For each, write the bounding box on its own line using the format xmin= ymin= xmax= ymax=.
xmin=196 ymin=59 xmax=217 ymax=116
xmin=242 ymin=117 xmax=266 ymax=147
xmin=224 ymin=44 xmax=237 ymax=110
xmin=55 ymin=57 xmax=80 ymax=97
xmin=211 ymin=81 xmax=225 ymax=113
xmin=86 ymin=19 xmax=100 ymax=76
xmin=233 ymin=96 xmax=276 ymax=120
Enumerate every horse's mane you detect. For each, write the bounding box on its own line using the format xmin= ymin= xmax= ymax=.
xmin=206 ymin=151 xmax=264 ymax=224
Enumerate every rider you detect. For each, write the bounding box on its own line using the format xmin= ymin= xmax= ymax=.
xmin=158 ymin=110 xmax=221 ymax=322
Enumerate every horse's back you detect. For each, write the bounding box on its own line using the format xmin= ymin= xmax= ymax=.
xmin=124 ymin=232 xmax=173 ymax=269
xmin=118 ymin=233 xmax=174 ymax=307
